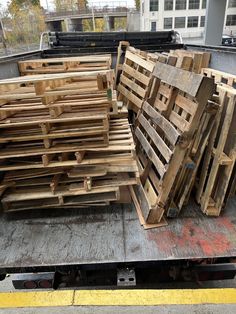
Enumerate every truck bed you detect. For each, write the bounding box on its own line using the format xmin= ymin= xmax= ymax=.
xmin=0 ymin=38 xmax=236 ymax=273
xmin=0 ymin=197 xmax=235 ymax=271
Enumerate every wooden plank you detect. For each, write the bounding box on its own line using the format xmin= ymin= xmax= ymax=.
xmin=135 ymin=127 xmax=166 ymax=178
xmin=138 ymin=113 xmax=172 ymax=162
xmin=122 ymin=63 xmax=150 ymax=86
xmin=142 ymin=102 xmax=180 ymax=145
xmin=117 ymin=84 xmax=143 ymax=109
xmin=120 ymin=74 xmax=146 ymax=98
xmin=125 ymin=50 xmax=155 ymax=72
xmin=153 ymin=62 xmax=214 ymax=98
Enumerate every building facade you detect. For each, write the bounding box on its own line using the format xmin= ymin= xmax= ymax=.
xmin=140 ymin=0 xmax=236 ymax=40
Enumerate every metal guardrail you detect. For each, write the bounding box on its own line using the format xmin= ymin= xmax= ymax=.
xmin=45 ymin=7 xmax=134 ymax=19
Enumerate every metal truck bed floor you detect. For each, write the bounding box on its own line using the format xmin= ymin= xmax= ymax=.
xmin=0 ymin=198 xmax=236 ymax=270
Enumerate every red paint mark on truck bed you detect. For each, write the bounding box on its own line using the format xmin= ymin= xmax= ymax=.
xmin=147 ymin=217 xmax=235 ymax=257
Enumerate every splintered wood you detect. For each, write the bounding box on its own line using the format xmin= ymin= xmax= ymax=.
xmin=131 ymin=62 xmax=214 ymax=225
xmin=18 ymin=55 xmax=112 ymax=75
xmin=0 ymin=68 xmax=139 ymax=212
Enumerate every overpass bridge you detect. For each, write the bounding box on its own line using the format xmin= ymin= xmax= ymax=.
xmin=45 ymin=5 xmax=139 ymax=32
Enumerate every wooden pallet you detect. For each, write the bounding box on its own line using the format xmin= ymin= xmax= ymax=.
xmin=0 ymin=70 xmax=114 ymax=119
xmin=117 ymin=47 xmax=155 ymax=112
xmin=0 ymin=118 xmax=138 ymax=172
xmin=166 ymin=99 xmax=219 ymax=217
xmin=202 ymin=68 xmax=236 ymax=87
xmin=18 ymin=55 xmax=112 ymax=75
xmin=131 ymin=62 xmax=214 ymax=224
xmin=168 ymin=49 xmax=211 ymax=73
xmin=0 ymin=103 xmax=109 ymax=147
xmin=196 ymin=85 xmax=236 ymax=216
xmin=1 ymin=169 xmax=137 ymax=212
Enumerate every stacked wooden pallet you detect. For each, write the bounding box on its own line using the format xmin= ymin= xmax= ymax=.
xmin=18 ymin=55 xmax=112 ymax=75
xmin=0 ymin=70 xmax=139 ymax=212
xmin=130 ymin=62 xmax=215 ymax=225
xmin=166 ymin=49 xmax=211 ymax=73
xmin=195 ymin=68 xmax=236 ymax=216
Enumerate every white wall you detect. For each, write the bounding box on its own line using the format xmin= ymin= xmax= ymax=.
xmin=140 ymin=0 xmax=236 ymax=39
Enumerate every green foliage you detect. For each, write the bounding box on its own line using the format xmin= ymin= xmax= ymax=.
xmin=8 ymin=0 xmax=40 ymax=13
xmin=135 ymin=0 xmax=140 ymax=10
xmin=54 ymin=0 xmax=88 ymax=12
xmin=3 ymin=0 xmax=45 ymax=48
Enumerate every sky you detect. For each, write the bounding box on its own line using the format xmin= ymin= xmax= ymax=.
xmin=0 ymin=0 xmax=135 ymax=10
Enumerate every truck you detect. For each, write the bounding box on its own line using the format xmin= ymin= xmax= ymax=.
xmin=0 ymin=31 xmax=235 ymax=290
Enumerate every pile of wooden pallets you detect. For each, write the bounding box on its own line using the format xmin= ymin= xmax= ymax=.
xmin=18 ymin=55 xmax=112 ymax=75
xmin=116 ymin=46 xmax=211 ymax=114
xmin=0 ymin=70 xmax=139 ymax=212
xmin=130 ymin=62 xmax=215 ymax=226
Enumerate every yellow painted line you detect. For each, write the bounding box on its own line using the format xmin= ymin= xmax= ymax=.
xmin=0 ymin=289 xmax=236 ymax=308
xmin=74 ymin=289 xmax=236 ymax=306
xmin=0 ymin=290 xmax=74 ymax=308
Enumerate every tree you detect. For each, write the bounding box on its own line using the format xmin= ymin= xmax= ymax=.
xmin=135 ymin=0 xmax=140 ymax=10
xmin=5 ymin=0 xmax=45 ymax=47
xmin=8 ymin=0 xmax=40 ymax=13
xmin=54 ymin=0 xmax=88 ymax=12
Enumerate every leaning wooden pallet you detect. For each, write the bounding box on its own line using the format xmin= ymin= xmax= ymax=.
xmin=196 ymin=85 xmax=236 ymax=216
xmin=117 ymin=47 xmax=155 ymax=113
xmin=166 ymin=98 xmax=219 ymax=217
xmin=196 ymin=68 xmax=236 ymax=211
xmin=18 ymin=55 xmax=112 ymax=75
xmin=131 ymin=62 xmax=214 ymax=225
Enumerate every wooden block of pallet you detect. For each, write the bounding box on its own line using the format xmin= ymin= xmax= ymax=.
xmin=131 ymin=62 xmax=214 ymax=224
xmin=196 ymin=85 xmax=236 ymax=216
xmin=18 ymin=55 xmax=112 ymax=75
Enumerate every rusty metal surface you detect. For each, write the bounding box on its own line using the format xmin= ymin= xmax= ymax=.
xmin=0 ymin=198 xmax=235 ymax=269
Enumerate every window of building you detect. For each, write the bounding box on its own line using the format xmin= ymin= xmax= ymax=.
xmin=175 ymin=0 xmax=186 ymax=10
xmin=187 ymin=16 xmax=199 ymax=27
xmin=229 ymin=0 xmax=236 ymax=8
xmin=189 ymin=0 xmax=200 ymax=9
xmin=200 ymin=16 xmax=205 ymax=27
xmin=150 ymin=0 xmax=158 ymax=11
xmin=164 ymin=17 xmax=173 ymax=29
xmin=151 ymin=21 xmax=157 ymax=31
xmin=202 ymin=0 xmax=207 ymax=9
xmin=175 ymin=17 xmax=186 ymax=28
xmin=226 ymin=15 xmax=236 ymax=26
xmin=164 ymin=0 xmax=173 ymax=10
